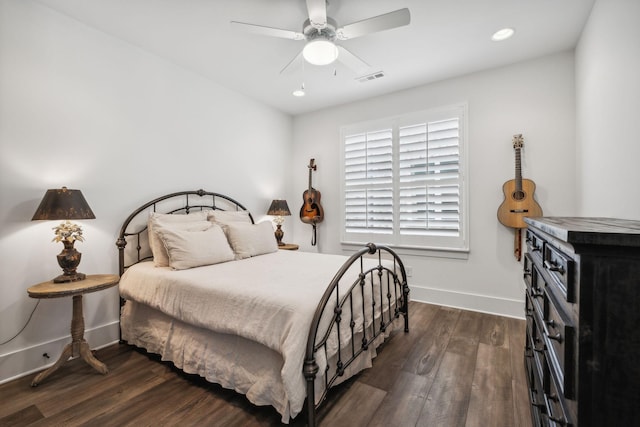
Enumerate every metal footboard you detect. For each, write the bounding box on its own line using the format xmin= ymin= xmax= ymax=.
xmin=115 ymin=190 xmax=409 ymax=426
xmin=304 ymin=243 xmax=410 ymax=427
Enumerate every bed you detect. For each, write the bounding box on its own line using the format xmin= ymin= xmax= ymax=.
xmin=116 ymin=189 xmax=409 ymax=426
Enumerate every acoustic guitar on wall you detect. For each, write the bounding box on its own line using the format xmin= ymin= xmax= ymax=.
xmin=498 ymin=135 xmax=542 ymax=261
xmin=300 ymin=159 xmax=324 ymax=245
xmin=300 ymin=158 xmax=324 ymax=224
xmin=497 ymin=134 xmax=543 ymax=229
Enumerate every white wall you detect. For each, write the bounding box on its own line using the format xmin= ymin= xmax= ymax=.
xmin=0 ymin=0 xmax=292 ymax=383
xmin=576 ymin=0 xmax=640 ymax=217
xmin=7 ymin=0 xmax=629 ymax=386
xmin=291 ymin=52 xmax=577 ymax=318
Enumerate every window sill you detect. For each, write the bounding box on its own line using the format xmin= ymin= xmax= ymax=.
xmin=340 ymin=241 xmax=469 ymax=260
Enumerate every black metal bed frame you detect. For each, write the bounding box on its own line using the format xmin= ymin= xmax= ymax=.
xmin=116 ymin=189 xmax=409 ymax=426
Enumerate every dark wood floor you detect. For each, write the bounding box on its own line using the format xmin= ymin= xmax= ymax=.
xmin=0 ymin=302 xmax=532 ymax=427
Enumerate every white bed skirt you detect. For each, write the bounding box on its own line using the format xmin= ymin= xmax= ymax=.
xmin=121 ymin=301 xmax=393 ymax=423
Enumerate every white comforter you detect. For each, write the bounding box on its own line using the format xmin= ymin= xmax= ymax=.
xmin=119 ymin=250 xmax=393 ymax=420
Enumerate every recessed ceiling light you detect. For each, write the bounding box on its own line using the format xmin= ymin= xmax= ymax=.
xmin=293 ymin=83 xmax=305 ymax=97
xmin=491 ymin=27 xmax=515 ymax=41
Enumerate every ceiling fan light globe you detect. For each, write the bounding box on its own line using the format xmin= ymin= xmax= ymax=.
xmin=303 ymin=39 xmax=339 ymax=65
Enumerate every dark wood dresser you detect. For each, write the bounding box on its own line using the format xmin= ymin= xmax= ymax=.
xmin=522 ymin=217 xmax=640 ymax=427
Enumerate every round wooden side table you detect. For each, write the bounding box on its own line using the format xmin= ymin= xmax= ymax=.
xmin=27 ymin=274 xmax=119 ymax=386
xmin=278 ymin=243 xmax=299 ymax=250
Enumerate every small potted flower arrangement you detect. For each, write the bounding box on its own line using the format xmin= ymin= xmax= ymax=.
xmin=52 ymin=220 xmax=85 ymax=245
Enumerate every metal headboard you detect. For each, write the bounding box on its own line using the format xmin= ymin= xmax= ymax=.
xmin=115 ymin=189 xmax=254 ymax=276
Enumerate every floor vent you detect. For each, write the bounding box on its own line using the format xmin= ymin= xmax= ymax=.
xmin=356 ymin=71 xmax=385 ymax=83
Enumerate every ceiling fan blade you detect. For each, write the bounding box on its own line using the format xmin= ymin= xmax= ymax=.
xmin=336 ymin=45 xmax=371 ymax=75
xmin=306 ymin=0 xmax=328 ymax=28
xmin=337 ymin=8 xmax=411 ymax=40
xmin=231 ymin=21 xmax=304 ymax=40
xmin=280 ymin=50 xmax=304 ymax=74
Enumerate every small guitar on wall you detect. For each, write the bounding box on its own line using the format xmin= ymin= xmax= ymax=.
xmin=497 ymin=134 xmax=543 ymax=259
xmin=300 ymin=158 xmax=324 ymax=245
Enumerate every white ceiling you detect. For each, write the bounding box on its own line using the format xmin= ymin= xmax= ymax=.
xmin=35 ymin=0 xmax=595 ymax=116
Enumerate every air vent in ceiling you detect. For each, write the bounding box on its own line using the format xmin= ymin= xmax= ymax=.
xmin=356 ymin=71 xmax=385 ymax=83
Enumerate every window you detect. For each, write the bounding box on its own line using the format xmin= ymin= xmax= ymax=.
xmin=341 ymin=105 xmax=468 ymax=253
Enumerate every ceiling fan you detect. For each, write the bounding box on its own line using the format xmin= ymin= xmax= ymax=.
xmin=231 ymin=0 xmax=410 ymax=75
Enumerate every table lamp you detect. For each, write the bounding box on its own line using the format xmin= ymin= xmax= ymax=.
xmin=32 ymin=187 xmax=95 ymax=283
xmin=267 ymin=199 xmax=291 ymax=246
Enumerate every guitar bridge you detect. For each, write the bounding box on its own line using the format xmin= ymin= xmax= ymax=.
xmin=510 ymin=209 xmax=529 ymax=213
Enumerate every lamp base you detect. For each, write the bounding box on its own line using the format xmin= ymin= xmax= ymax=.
xmin=53 ymin=272 xmax=86 ymax=283
xmin=55 ymin=241 xmax=85 ymax=283
xmin=275 ymin=224 xmax=284 ymax=246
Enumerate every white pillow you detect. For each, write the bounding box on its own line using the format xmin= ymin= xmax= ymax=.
xmin=208 ymin=210 xmax=252 ymax=226
xmin=225 ymin=221 xmax=278 ymax=259
xmin=156 ymin=223 xmax=235 ymax=270
xmin=148 ymin=211 xmax=209 ymax=267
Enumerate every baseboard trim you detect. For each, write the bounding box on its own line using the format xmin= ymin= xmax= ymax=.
xmin=410 ymin=285 xmax=525 ymax=319
xmin=0 ymin=321 xmax=120 ymax=384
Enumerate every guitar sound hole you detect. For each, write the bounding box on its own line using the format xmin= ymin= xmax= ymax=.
xmin=512 ymin=190 xmax=526 ymax=201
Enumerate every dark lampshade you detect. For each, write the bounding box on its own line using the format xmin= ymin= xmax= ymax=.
xmin=267 ymin=199 xmax=291 ymax=217
xmin=32 ymin=187 xmax=95 ymax=221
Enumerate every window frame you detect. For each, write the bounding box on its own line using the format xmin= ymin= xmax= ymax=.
xmin=339 ymin=104 xmax=469 ymax=257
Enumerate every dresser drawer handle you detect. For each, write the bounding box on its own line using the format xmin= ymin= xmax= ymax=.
xmin=545 ymin=393 xmax=568 ymax=425
xmin=532 ymin=400 xmax=545 ymax=408
xmin=545 ymin=320 xmax=564 ymax=343
xmin=531 ymin=393 xmax=545 ymax=408
xmin=533 ymin=337 xmax=544 ymax=352
xmin=544 ymin=260 xmax=565 ymax=274
xmin=547 ymin=414 xmax=567 ymax=426
xmin=545 ymin=330 xmax=563 ymax=343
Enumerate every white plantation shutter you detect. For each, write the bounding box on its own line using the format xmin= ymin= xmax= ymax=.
xmin=399 ymin=119 xmax=460 ymax=236
xmin=345 ymin=188 xmax=393 ymax=233
xmin=344 ymin=129 xmax=393 ymax=234
xmin=342 ymin=105 xmax=467 ymax=252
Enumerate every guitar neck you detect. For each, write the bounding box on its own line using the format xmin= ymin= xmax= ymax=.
xmin=515 ymin=147 xmax=523 ymax=192
xmin=307 ymin=159 xmax=316 ymax=191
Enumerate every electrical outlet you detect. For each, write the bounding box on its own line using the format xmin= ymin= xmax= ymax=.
xmin=405 ymin=266 xmax=413 ymax=277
